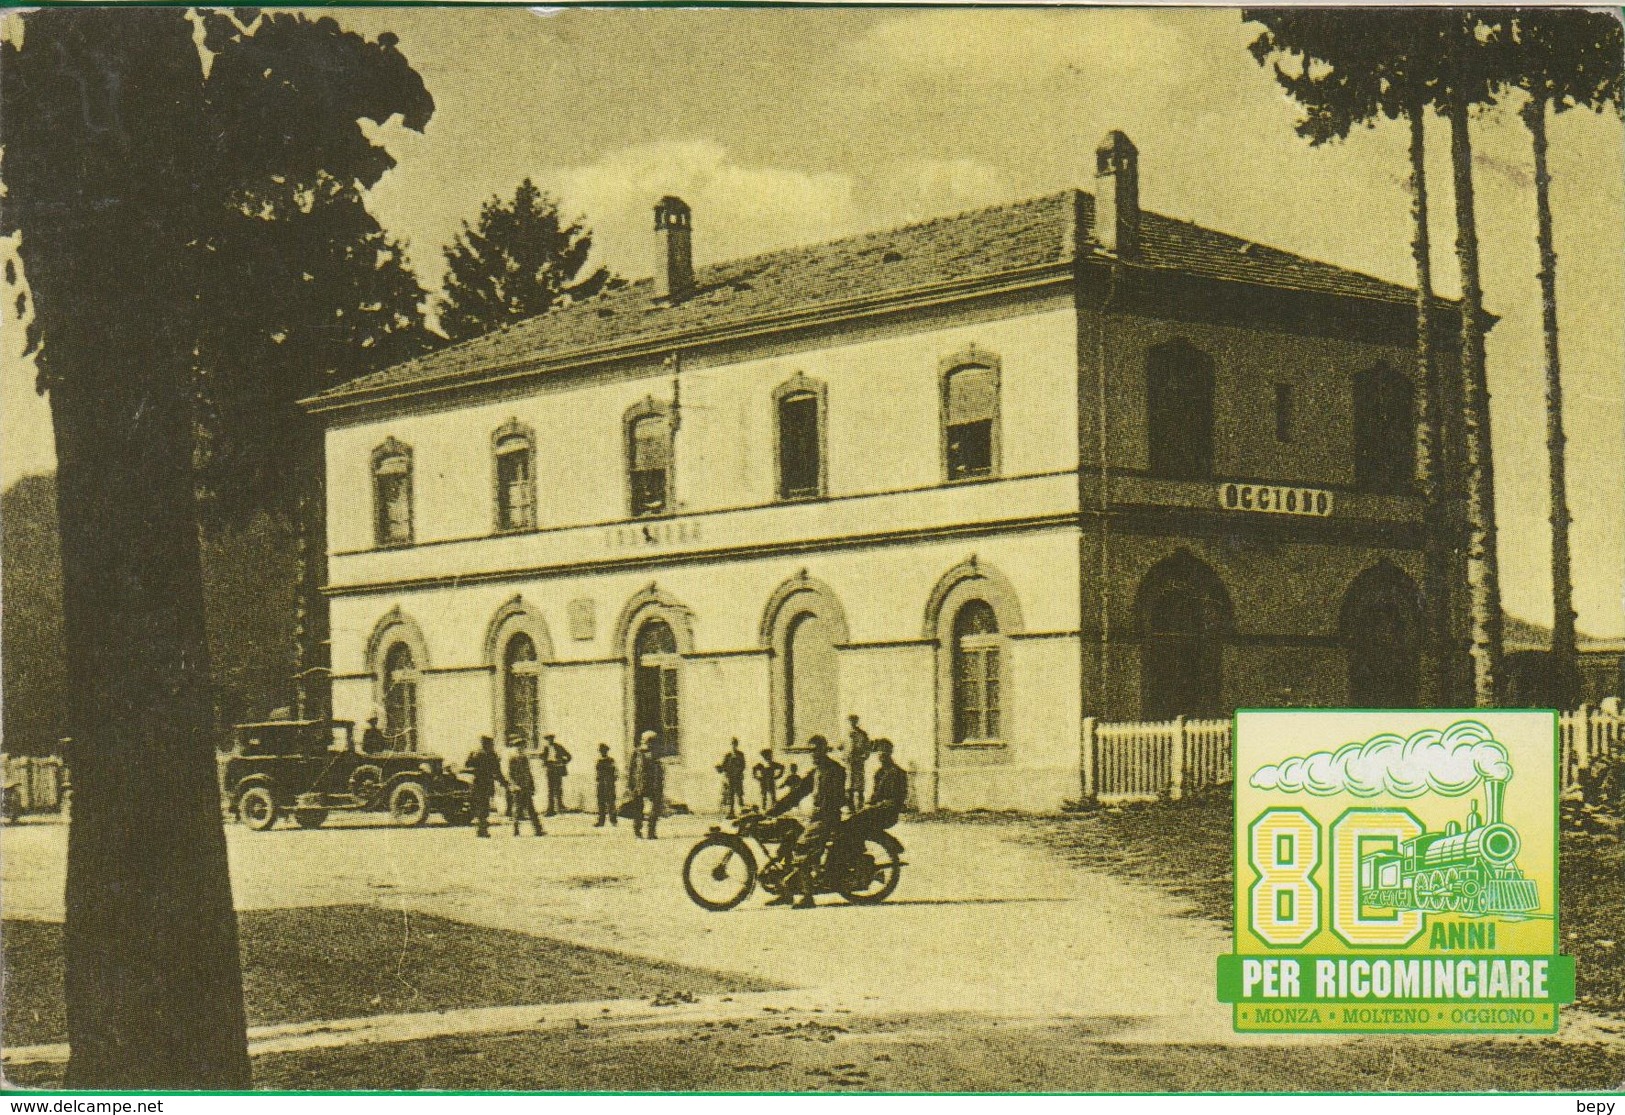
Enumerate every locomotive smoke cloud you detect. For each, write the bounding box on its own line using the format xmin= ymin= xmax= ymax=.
xmin=1250 ymin=720 xmax=1513 ymax=798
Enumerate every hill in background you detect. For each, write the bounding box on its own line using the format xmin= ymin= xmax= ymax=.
xmin=2 ymin=473 xmax=299 ymax=755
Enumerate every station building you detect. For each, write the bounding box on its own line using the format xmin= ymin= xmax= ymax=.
xmin=307 ymin=132 xmax=1472 ymax=812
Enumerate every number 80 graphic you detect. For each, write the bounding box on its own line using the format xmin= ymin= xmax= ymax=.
xmin=1247 ymin=807 xmax=1425 ymax=947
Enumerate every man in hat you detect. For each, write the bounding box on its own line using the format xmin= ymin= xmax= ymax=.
xmin=540 ymin=733 xmax=572 ymax=816
xmin=632 ymin=732 xmax=664 ymax=839
xmin=716 ymin=738 xmax=748 ymax=818
xmin=361 ymin=715 xmax=387 ymax=755
xmin=463 ymin=735 xmax=507 ymax=838
xmin=506 ymin=735 xmax=544 ymax=836
xmin=846 ymin=738 xmax=907 ymax=836
xmin=765 ymin=735 xmax=846 ymax=908
xmin=751 ymin=748 xmax=785 ymax=810
xmin=846 ymin=715 xmax=872 ymax=809
xmin=594 ymin=743 xmax=619 ymax=827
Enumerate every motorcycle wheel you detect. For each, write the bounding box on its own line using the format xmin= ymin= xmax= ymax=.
xmin=682 ymin=835 xmax=757 ymax=911
xmin=837 ymin=832 xmax=904 ymax=905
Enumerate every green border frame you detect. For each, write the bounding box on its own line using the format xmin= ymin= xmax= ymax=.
xmin=1228 ymin=708 xmax=1564 ymax=1035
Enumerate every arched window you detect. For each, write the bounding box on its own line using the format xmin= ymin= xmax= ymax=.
xmin=1352 ymin=364 xmax=1415 ymax=494
xmin=775 ymin=375 xmax=826 ymax=501
xmin=626 ymin=403 xmax=674 ymax=517
xmin=1137 ymin=554 xmax=1231 ymax=720
xmin=942 ymin=352 xmax=1000 ymax=481
xmin=1146 ymin=342 xmax=1216 ymax=480
xmin=493 ymin=422 xmax=536 ymax=532
xmin=952 ymin=600 xmax=1003 ymax=744
xmin=502 ymin=632 xmax=541 ymax=747
xmin=633 ymin=618 xmax=680 ymax=756
xmin=372 ymin=439 xmax=413 ymax=547
xmin=382 ymin=642 xmax=419 ymax=750
xmin=1341 ymin=565 xmax=1422 ymax=707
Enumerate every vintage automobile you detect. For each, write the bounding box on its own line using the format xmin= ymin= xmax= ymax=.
xmin=219 ymin=720 xmax=473 ymax=830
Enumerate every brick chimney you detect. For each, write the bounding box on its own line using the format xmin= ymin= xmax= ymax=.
xmin=1094 ymin=131 xmax=1139 ymax=257
xmin=653 ymin=195 xmax=693 ymax=301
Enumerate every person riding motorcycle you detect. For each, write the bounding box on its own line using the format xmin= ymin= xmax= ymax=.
xmin=763 ymin=734 xmax=845 ymax=909
xmin=845 ymin=738 xmax=906 ymax=835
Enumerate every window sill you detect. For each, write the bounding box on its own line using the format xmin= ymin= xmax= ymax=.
xmin=777 ymin=491 xmax=827 ymax=504
xmin=944 ymin=472 xmax=998 ymax=486
xmin=374 ymin=539 xmax=414 ymax=551
xmin=493 ymin=524 xmax=539 ymax=537
xmin=947 ymin=739 xmax=1006 ymax=750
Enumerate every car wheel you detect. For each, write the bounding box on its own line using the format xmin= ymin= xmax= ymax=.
xmin=293 ymin=809 xmax=328 ymax=830
xmin=388 ymin=780 xmax=430 ymax=827
xmin=349 ymin=764 xmax=385 ymax=806
xmin=238 ymin=786 xmax=278 ymax=831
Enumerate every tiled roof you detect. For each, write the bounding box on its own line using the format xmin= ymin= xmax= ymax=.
xmin=310 ymin=189 xmax=1425 ymax=408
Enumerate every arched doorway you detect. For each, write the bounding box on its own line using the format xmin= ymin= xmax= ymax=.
xmin=1341 ymin=565 xmax=1422 ymax=708
xmin=1137 ymin=554 xmax=1232 ymax=720
xmin=785 ymin=611 xmax=839 ymax=750
xmin=502 ymin=632 xmax=541 ymax=747
xmin=762 ymin=575 xmax=850 ymax=755
xmin=382 ymin=642 xmax=420 ymax=750
xmin=633 ymin=618 xmax=681 ymax=757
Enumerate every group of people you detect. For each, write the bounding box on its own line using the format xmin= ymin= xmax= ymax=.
xmin=716 ymin=715 xmax=884 ymax=818
xmin=460 ymin=732 xmax=574 ymax=838
xmin=454 ymin=714 xmax=907 ymax=879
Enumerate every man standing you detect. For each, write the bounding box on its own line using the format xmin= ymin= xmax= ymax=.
xmin=540 ymin=733 xmax=572 ymax=816
xmin=594 ymin=743 xmax=618 ymax=827
xmin=361 ymin=715 xmax=387 ymax=755
xmin=751 ymin=748 xmax=784 ymax=810
xmin=632 ymin=732 xmax=665 ymax=840
xmin=765 ymin=735 xmax=846 ymax=908
xmin=464 ymin=735 xmax=507 ymax=839
xmin=506 ymin=736 xmax=544 ymax=836
xmin=846 ymin=715 xmax=872 ymax=809
xmin=717 ymin=739 xmax=748 ymax=818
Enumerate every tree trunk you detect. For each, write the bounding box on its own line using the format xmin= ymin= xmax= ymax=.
xmin=293 ymin=429 xmax=331 ymax=721
xmin=1406 ymin=103 xmax=1450 ymax=707
xmin=54 ymin=371 xmax=252 ymax=1089
xmin=1446 ymin=94 xmax=1505 ymax=708
xmin=1525 ymin=96 xmax=1580 ymax=708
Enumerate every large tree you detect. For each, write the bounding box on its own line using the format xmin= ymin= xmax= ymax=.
xmin=1 ymin=9 xmax=250 ymax=1086
xmin=1247 ymin=9 xmax=1508 ymax=707
xmin=1 ymin=7 xmax=436 ymax=1085
xmin=193 ymin=11 xmax=435 ymax=718
xmin=436 ymin=178 xmax=610 ymax=343
xmin=1246 ymin=9 xmax=1455 ymax=703
xmin=1490 ymin=10 xmax=1623 ymax=707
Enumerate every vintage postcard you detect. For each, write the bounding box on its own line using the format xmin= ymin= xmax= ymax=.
xmin=1 ymin=3 xmax=1622 ymax=1096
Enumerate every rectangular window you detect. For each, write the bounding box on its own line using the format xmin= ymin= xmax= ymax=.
xmin=1275 ymin=384 xmax=1294 ymax=443
xmin=496 ymin=447 xmax=535 ymax=531
xmin=375 ymin=463 xmax=412 ymax=547
xmin=945 ymin=365 xmax=997 ymax=480
xmin=777 ymin=393 xmax=822 ymax=500
xmin=630 ymin=415 xmax=671 ymax=517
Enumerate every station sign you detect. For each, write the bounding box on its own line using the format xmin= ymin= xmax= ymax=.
xmin=1218 ymin=482 xmax=1333 ymax=517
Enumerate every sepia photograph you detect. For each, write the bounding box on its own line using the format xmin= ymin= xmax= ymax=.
xmin=1 ymin=3 xmax=1622 ymax=1095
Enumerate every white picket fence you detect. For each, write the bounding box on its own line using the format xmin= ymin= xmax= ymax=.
xmin=1084 ymin=702 xmax=1624 ymax=804
xmin=1082 ymin=715 xmax=1232 ymax=802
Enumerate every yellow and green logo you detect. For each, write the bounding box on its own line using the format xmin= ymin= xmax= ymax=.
xmin=1219 ymin=710 xmax=1572 ymax=1034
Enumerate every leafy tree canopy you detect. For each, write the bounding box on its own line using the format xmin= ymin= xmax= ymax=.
xmin=193 ymin=11 xmax=437 ymax=526
xmin=435 ymin=178 xmax=611 ymax=343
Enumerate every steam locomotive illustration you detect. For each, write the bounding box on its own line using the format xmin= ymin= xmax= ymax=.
xmin=1358 ymin=780 xmax=1540 ymax=916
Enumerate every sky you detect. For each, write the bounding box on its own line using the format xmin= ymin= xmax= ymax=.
xmin=3 ymin=6 xmax=1622 ymax=636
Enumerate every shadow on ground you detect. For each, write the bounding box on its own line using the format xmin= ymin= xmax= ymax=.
xmin=2 ymin=905 xmax=782 ymax=1049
